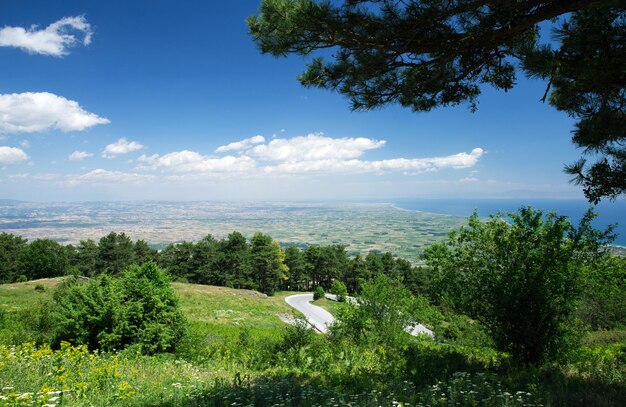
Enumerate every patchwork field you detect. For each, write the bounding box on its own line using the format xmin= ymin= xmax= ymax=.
xmin=0 ymin=201 xmax=467 ymax=263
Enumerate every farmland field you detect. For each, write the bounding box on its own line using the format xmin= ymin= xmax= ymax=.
xmin=0 ymin=201 xmax=467 ymax=263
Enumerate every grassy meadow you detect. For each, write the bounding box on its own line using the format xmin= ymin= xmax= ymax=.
xmin=0 ymin=279 xmax=306 ymax=406
xmin=1 ymin=278 xmax=625 ymax=406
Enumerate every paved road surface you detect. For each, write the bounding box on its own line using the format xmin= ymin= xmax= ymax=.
xmin=284 ymin=293 xmax=335 ymax=333
xmin=285 ymin=293 xmax=434 ymax=337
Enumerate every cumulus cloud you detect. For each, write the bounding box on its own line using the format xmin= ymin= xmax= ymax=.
xmin=0 ymin=146 xmax=29 ymax=166
xmin=0 ymin=16 xmax=92 ymax=56
xmin=0 ymin=92 xmax=109 ymax=134
xmin=215 ymin=135 xmax=265 ymax=153
xmin=263 ymin=148 xmax=483 ymax=174
xmin=67 ymin=169 xmax=155 ymax=185
xmin=137 ymin=150 xmax=256 ymax=174
xmin=133 ymin=133 xmax=482 ymax=179
xmin=68 ymin=150 xmax=94 ymax=161
xmin=102 ymin=138 xmax=144 ymax=158
xmin=248 ymin=133 xmax=385 ymax=162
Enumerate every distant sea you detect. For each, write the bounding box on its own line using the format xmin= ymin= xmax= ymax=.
xmin=392 ymin=199 xmax=626 ymax=247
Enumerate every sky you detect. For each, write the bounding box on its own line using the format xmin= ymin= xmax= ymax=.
xmin=0 ymin=1 xmax=598 ymax=202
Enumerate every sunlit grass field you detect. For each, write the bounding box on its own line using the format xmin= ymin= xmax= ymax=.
xmin=0 ymin=279 xmax=307 ymax=406
xmin=1 ymin=279 xmax=625 ymax=406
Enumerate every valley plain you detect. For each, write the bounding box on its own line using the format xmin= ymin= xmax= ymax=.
xmin=0 ymin=201 xmax=467 ymax=263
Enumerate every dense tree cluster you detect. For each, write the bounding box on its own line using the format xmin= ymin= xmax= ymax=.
xmin=0 ymin=231 xmax=429 ymax=296
xmin=0 ymin=232 xmax=155 ymax=283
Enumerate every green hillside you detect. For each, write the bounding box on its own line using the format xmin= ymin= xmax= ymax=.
xmin=0 ymin=278 xmax=302 ymax=343
xmin=1 ymin=275 xmax=624 ymax=406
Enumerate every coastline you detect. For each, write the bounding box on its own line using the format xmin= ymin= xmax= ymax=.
xmin=389 ymin=198 xmax=626 ymax=247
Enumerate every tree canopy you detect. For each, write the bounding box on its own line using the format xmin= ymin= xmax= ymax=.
xmin=248 ymin=0 xmax=626 ymax=202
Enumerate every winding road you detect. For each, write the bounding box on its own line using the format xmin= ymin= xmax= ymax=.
xmin=284 ymin=293 xmax=434 ymax=338
xmin=285 ymin=293 xmax=334 ymax=333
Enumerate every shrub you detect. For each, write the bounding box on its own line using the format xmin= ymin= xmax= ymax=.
xmin=578 ymin=254 xmax=626 ymax=330
xmin=34 ymin=283 xmax=46 ymax=292
xmin=273 ymin=319 xmax=317 ymax=367
xmin=424 ymin=207 xmax=613 ymax=365
xmin=313 ymin=286 xmax=325 ymax=301
xmin=331 ymin=275 xmax=415 ymax=349
xmin=330 ymin=280 xmax=347 ymax=302
xmin=50 ymin=263 xmax=186 ymax=354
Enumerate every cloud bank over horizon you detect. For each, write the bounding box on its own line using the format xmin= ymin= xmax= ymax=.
xmin=134 ymin=133 xmax=483 ymax=179
xmin=0 ymin=128 xmax=581 ymax=200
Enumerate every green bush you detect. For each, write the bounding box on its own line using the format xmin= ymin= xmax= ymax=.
xmin=50 ymin=263 xmax=186 ymax=354
xmin=330 ymin=280 xmax=347 ymax=302
xmin=34 ymin=283 xmax=46 ymax=292
xmin=404 ymin=338 xmax=507 ymax=386
xmin=273 ymin=319 xmax=317 ymax=367
xmin=424 ymin=207 xmax=613 ymax=365
xmin=313 ymin=286 xmax=325 ymax=301
xmin=331 ymin=275 xmax=415 ymax=350
xmin=579 ymin=254 xmax=626 ymax=330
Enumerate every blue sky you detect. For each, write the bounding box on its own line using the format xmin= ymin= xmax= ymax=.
xmin=0 ymin=1 xmax=591 ymax=201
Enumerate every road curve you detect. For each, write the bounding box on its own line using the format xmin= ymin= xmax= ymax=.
xmin=285 ymin=293 xmax=435 ymax=338
xmin=284 ymin=293 xmax=335 ymax=333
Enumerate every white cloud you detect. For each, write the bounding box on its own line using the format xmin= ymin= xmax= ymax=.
xmin=375 ymin=148 xmax=484 ymax=172
xmin=263 ymin=148 xmax=483 ymax=175
xmin=68 ymin=150 xmax=94 ymax=161
xmin=215 ymin=135 xmax=265 ymax=153
xmin=135 ymin=134 xmax=482 ymax=178
xmin=0 ymin=92 xmax=109 ymax=134
xmin=0 ymin=16 xmax=92 ymax=56
xmin=137 ymin=150 xmax=256 ymax=174
xmin=67 ymin=169 xmax=155 ymax=185
xmin=19 ymin=140 xmax=30 ymax=148
xmin=0 ymin=146 xmax=29 ymax=165
xmin=102 ymin=138 xmax=144 ymax=158
xmin=248 ymin=133 xmax=385 ymax=162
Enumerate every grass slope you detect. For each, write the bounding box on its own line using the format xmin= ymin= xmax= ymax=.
xmin=0 ymin=278 xmax=301 ymax=329
xmin=0 ymin=279 xmax=313 ymax=406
